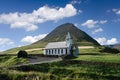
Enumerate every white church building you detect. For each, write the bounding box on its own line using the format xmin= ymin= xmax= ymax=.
xmin=44 ymin=32 xmax=79 ymax=56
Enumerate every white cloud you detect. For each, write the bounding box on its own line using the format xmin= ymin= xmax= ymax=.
xmin=81 ymin=20 xmax=98 ymax=28
xmin=0 ymin=38 xmax=14 ymax=45
xmin=112 ymin=8 xmax=120 ymax=15
xmin=92 ymin=28 xmax=103 ymax=34
xmin=21 ymin=34 xmax=47 ymax=44
xmin=74 ymin=23 xmax=79 ymax=26
xmin=107 ymin=38 xmax=118 ymax=45
xmin=81 ymin=19 xmax=107 ymax=28
xmin=0 ymin=38 xmax=15 ymax=51
xmin=95 ymin=37 xmax=106 ymax=45
xmin=11 ymin=22 xmax=38 ymax=31
xmin=0 ymin=4 xmax=78 ymax=31
xmin=99 ymin=20 xmax=107 ymax=24
xmin=95 ymin=37 xmax=118 ymax=45
xmin=116 ymin=10 xmax=120 ymax=15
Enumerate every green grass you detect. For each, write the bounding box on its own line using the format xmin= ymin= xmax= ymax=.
xmin=75 ymin=54 xmax=120 ymax=63
xmin=27 ymin=49 xmax=43 ymax=54
xmin=74 ymin=47 xmax=120 ymax=63
xmin=0 ymin=56 xmax=28 ymax=67
xmin=0 ymin=69 xmax=54 ymax=80
xmin=10 ymin=61 xmax=120 ymax=80
xmin=0 ymin=47 xmax=120 ymax=80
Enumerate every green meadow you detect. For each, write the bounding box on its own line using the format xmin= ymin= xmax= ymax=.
xmin=0 ymin=60 xmax=120 ymax=80
xmin=75 ymin=47 xmax=120 ymax=63
xmin=0 ymin=47 xmax=120 ymax=80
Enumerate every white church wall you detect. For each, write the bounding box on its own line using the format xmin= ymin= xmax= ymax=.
xmin=44 ymin=47 xmax=70 ymax=56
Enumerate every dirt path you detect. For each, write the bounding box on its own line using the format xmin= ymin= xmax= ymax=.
xmin=28 ymin=56 xmax=62 ymax=63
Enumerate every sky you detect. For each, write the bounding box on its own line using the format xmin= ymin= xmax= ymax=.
xmin=0 ymin=0 xmax=120 ymax=51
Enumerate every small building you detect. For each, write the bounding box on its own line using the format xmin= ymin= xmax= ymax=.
xmin=44 ymin=32 xmax=79 ymax=56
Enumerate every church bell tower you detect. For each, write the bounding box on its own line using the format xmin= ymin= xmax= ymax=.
xmin=66 ymin=32 xmax=73 ymax=45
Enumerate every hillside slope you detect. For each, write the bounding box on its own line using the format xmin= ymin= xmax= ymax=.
xmin=112 ymin=44 xmax=120 ymax=50
xmin=34 ymin=23 xmax=100 ymax=46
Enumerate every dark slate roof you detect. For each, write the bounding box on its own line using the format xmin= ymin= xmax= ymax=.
xmin=45 ymin=41 xmax=69 ymax=49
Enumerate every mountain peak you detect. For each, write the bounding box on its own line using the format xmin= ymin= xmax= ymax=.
xmin=35 ymin=23 xmax=100 ymax=46
xmin=61 ymin=23 xmax=74 ymax=26
xmin=54 ymin=23 xmax=75 ymax=30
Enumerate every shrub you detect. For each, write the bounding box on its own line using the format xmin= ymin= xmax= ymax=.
xmin=17 ymin=50 xmax=28 ymax=58
xmin=100 ymin=47 xmax=119 ymax=54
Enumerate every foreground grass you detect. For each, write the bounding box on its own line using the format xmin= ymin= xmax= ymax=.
xmin=0 ymin=56 xmax=28 ymax=67
xmin=1 ymin=61 xmax=119 ymax=80
xmin=0 ymin=69 xmax=53 ymax=80
xmin=0 ymin=47 xmax=120 ymax=80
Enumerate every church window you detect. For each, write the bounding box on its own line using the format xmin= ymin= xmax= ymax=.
xmin=66 ymin=48 xmax=67 ymax=54
xmin=61 ymin=49 xmax=63 ymax=53
xmin=49 ymin=49 xmax=50 ymax=54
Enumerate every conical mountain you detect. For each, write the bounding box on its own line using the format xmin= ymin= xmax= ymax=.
xmin=3 ymin=23 xmax=100 ymax=54
xmin=35 ymin=23 xmax=100 ymax=46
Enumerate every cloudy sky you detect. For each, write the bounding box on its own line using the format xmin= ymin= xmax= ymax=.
xmin=0 ymin=0 xmax=120 ymax=51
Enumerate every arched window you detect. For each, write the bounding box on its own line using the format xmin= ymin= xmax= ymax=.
xmin=51 ymin=49 xmax=53 ymax=54
xmin=49 ymin=49 xmax=50 ymax=54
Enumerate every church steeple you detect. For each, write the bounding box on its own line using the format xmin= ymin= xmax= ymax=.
xmin=66 ymin=32 xmax=73 ymax=45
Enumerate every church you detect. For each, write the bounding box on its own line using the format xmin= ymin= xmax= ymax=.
xmin=44 ymin=32 xmax=79 ymax=56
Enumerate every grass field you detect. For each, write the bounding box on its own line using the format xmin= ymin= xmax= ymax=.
xmin=75 ymin=54 xmax=120 ymax=63
xmin=0 ymin=47 xmax=120 ymax=80
xmin=0 ymin=56 xmax=28 ymax=67
xmin=0 ymin=61 xmax=119 ymax=80
xmin=1 ymin=46 xmax=120 ymax=63
xmin=74 ymin=47 xmax=120 ymax=63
